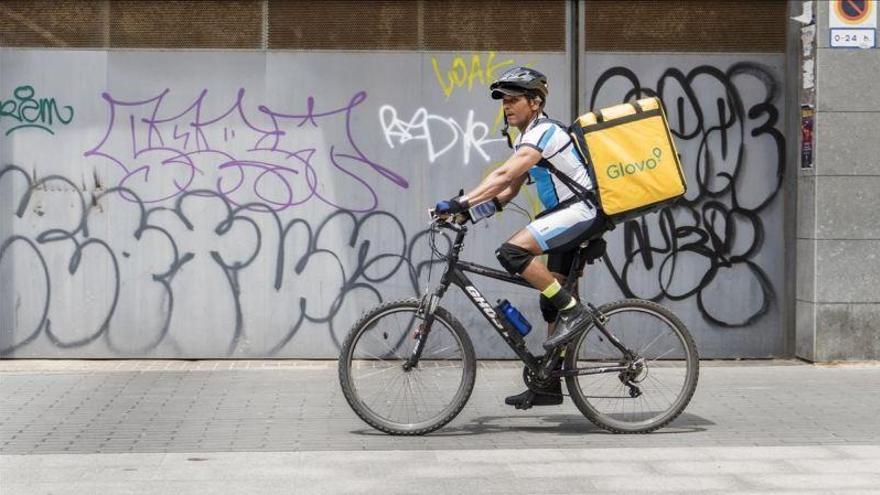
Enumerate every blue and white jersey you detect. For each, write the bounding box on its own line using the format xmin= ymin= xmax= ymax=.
xmin=514 ymin=114 xmax=593 ymax=210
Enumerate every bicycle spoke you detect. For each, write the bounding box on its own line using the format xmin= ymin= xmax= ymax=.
xmin=365 ymin=369 xmax=404 ymax=416
xmin=354 ymin=363 xmax=400 ymax=381
xmin=636 ymin=329 xmax=667 ymax=357
xmin=646 ymin=346 xmax=677 ymax=362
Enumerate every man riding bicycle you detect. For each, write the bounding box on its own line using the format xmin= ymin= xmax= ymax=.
xmin=434 ymin=67 xmax=607 ymax=408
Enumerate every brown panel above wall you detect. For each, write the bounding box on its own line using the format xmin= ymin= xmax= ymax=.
xmin=2 ymin=0 xmax=568 ymax=51
xmin=422 ymin=0 xmax=566 ymax=52
xmin=110 ymin=0 xmax=261 ymax=49
xmin=0 ymin=0 xmax=107 ymax=48
xmin=585 ymin=0 xmax=787 ymax=53
xmin=269 ymin=0 xmax=566 ymax=51
xmin=268 ymin=0 xmax=419 ymax=50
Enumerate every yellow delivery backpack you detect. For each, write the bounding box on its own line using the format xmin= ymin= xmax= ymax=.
xmin=567 ymin=97 xmax=686 ymax=225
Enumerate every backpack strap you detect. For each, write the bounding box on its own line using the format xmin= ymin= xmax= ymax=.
xmin=528 ymin=119 xmax=599 ymax=207
xmin=530 ymin=118 xmax=574 ymax=159
xmin=536 ymin=157 xmax=599 ymax=209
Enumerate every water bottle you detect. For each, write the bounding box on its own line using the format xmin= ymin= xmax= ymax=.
xmin=496 ymin=299 xmax=532 ymax=336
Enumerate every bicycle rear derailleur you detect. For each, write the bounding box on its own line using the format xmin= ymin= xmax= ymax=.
xmin=619 ymin=357 xmax=647 ymax=398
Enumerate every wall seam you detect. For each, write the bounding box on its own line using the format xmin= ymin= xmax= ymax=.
xmin=796 ymin=300 xmax=880 ymax=305
xmin=797 ymin=237 xmax=880 ymax=241
xmin=261 ymin=0 xmax=268 ymax=50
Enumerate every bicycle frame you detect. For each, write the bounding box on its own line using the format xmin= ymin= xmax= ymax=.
xmin=408 ymin=220 xmax=636 ymax=382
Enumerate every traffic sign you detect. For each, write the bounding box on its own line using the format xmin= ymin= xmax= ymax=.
xmin=830 ymin=0 xmax=876 ymax=47
xmin=830 ymin=0 xmax=876 ymax=28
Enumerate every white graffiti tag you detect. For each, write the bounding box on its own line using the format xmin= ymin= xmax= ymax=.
xmin=379 ymin=105 xmax=505 ymax=165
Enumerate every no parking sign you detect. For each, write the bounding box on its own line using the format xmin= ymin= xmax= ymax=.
xmin=830 ymin=0 xmax=877 ymax=48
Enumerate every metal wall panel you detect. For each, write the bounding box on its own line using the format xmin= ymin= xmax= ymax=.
xmin=579 ymin=52 xmax=788 ymax=357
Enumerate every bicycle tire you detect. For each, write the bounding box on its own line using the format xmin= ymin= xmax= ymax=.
xmin=564 ymin=298 xmax=699 ymax=434
xmin=338 ymin=298 xmax=476 ymax=435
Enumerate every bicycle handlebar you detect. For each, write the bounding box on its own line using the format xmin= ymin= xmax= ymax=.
xmin=429 ymin=209 xmax=468 ymax=230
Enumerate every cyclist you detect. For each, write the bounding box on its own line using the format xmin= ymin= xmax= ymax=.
xmin=434 ymin=67 xmax=606 ymax=408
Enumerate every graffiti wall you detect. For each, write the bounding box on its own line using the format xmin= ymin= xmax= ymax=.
xmin=0 ymin=49 xmax=785 ymax=358
xmin=0 ymin=50 xmax=567 ymax=358
xmin=581 ymin=54 xmax=786 ymax=357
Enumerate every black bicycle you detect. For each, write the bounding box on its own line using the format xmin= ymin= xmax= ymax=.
xmin=338 ymin=212 xmax=699 ymax=435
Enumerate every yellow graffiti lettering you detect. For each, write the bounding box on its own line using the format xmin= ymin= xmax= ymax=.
xmin=486 ymin=52 xmax=514 ymax=81
xmin=431 ymin=52 xmax=516 ymax=100
xmin=468 ymin=55 xmax=484 ymax=90
xmin=450 ymin=58 xmax=468 ymax=89
xmin=431 ymin=58 xmax=455 ymax=99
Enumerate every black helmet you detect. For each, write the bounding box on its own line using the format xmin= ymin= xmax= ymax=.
xmin=490 ymin=66 xmax=549 ymax=102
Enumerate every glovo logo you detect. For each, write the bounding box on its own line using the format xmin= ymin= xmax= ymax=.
xmin=606 ymin=147 xmax=663 ymax=180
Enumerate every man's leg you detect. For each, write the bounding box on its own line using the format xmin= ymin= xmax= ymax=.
xmin=497 ymin=202 xmax=604 ymax=409
xmin=542 ymin=249 xmax=582 ymax=336
xmin=545 ymin=275 xmax=579 ymax=334
xmin=499 ymin=228 xmax=592 ymax=350
xmin=497 ymin=201 xmax=605 ymax=353
xmin=504 ymin=227 xmax=556 ymax=289
xmin=499 ymin=236 xmax=589 ymax=408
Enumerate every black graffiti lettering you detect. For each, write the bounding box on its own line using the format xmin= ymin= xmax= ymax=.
xmin=0 ymin=164 xmax=443 ymax=356
xmin=593 ymin=62 xmax=783 ymax=327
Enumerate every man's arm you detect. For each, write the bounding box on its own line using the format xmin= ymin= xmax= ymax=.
xmin=496 ymin=172 xmax=529 ymax=205
xmin=463 ymin=146 xmax=541 ymax=205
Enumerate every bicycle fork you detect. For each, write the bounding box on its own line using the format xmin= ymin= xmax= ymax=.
xmin=403 ymin=291 xmax=441 ymax=371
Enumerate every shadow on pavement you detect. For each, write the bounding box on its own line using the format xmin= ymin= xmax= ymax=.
xmin=350 ymin=412 xmax=713 ymax=437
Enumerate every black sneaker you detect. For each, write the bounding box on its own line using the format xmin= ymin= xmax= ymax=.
xmin=543 ymin=303 xmax=593 ymax=351
xmin=504 ymin=381 xmax=563 ymax=410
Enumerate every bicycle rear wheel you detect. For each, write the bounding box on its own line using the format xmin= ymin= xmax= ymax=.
xmin=338 ymin=298 xmax=476 ymax=435
xmin=564 ymin=299 xmax=699 ymax=433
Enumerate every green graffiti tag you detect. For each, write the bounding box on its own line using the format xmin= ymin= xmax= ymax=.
xmin=0 ymin=85 xmax=74 ymax=136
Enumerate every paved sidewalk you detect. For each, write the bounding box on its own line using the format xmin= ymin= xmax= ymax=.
xmin=2 ymin=360 xmax=880 ymax=493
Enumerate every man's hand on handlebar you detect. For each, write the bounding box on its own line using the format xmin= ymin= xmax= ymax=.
xmin=433 ymin=188 xmax=504 ymax=226
xmin=434 ymin=192 xmax=469 ymax=216
xmin=429 ymin=208 xmax=468 ymax=226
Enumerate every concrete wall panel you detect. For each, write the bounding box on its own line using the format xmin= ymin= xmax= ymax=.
xmin=795 ymin=300 xmax=815 ymax=361
xmin=815 ymin=240 xmax=880 ymax=304
xmin=796 ymin=238 xmax=815 ymax=302
xmin=806 ymin=0 xmax=880 ymax=360
xmin=816 ymin=50 xmax=880 ymax=112
xmin=815 ymin=303 xmax=880 ymax=361
xmin=815 ymin=112 xmax=880 ymax=176
xmin=816 ymin=0 xmax=829 ymax=48
xmin=797 ymin=176 xmax=815 ymax=240
xmin=815 ymin=177 xmax=880 ymax=240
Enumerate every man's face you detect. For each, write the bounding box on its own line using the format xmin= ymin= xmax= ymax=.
xmin=502 ymin=94 xmax=540 ymax=128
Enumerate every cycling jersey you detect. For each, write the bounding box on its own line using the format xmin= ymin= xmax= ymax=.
xmin=515 ymin=114 xmax=594 ymax=211
xmin=513 ymin=113 xmax=603 ymax=254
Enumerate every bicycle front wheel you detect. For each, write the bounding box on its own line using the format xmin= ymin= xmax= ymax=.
xmin=564 ymin=299 xmax=699 ymax=433
xmin=338 ymin=298 xmax=476 ymax=435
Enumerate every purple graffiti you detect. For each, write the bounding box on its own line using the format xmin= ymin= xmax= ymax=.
xmin=84 ymin=89 xmax=408 ymax=212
